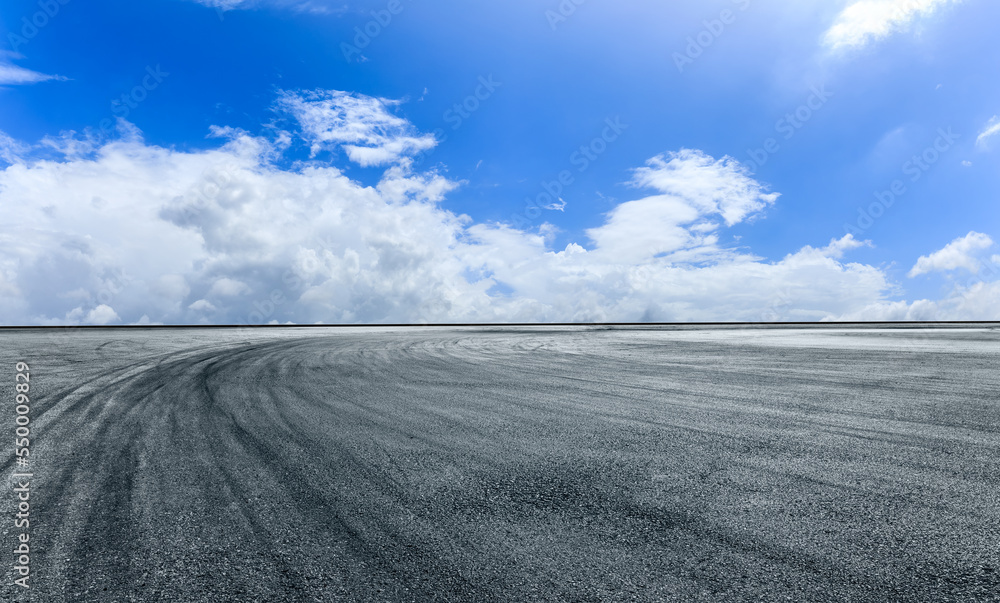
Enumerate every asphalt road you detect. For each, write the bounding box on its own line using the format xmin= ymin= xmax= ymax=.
xmin=2 ymin=325 xmax=999 ymax=602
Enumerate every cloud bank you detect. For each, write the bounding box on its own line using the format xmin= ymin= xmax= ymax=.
xmin=836 ymin=234 xmax=1000 ymax=321
xmin=0 ymin=89 xmax=995 ymax=325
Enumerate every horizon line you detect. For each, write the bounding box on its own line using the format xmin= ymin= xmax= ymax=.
xmin=1 ymin=320 xmax=998 ymax=330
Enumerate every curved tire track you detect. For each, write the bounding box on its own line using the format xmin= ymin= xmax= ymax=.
xmin=2 ymin=327 xmax=999 ymax=602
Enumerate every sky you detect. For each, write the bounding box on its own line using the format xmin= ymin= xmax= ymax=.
xmin=1 ymin=0 xmax=999 ymax=325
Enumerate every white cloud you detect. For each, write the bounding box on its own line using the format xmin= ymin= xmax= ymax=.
xmin=544 ymin=198 xmax=567 ymax=212
xmin=976 ymin=116 xmax=1000 ymax=150
xmin=276 ymin=90 xmax=436 ymax=166
xmin=817 ymin=233 xmax=869 ymax=258
xmin=823 ymin=0 xmax=960 ymax=51
xmin=830 ymin=243 xmax=1000 ymax=321
xmin=834 ymin=279 xmax=1000 ymax=321
xmin=208 ymin=277 xmax=251 ymax=297
xmin=908 ymin=231 xmax=994 ymax=277
xmin=0 ymin=61 xmax=64 ymax=85
xmin=1 ymin=89 xmax=995 ymax=325
xmin=191 ymin=0 xmax=346 ymax=13
xmin=629 ymin=150 xmax=779 ymax=226
xmin=192 ymin=0 xmax=248 ymax=8
xmin=68 ymin=304 xmax=121 ymax=325
xmin=582 ymin=150 xmax=777 ymax=265
xmin=0 ymin=130 xmax=30 ymax=165
xmin=585 ymin=194 xmax=702 ymax=264
xmin=189 ymin=299 xmax=218 ymax=312
xmin=459 ymin=230 xmax=892 ymax=323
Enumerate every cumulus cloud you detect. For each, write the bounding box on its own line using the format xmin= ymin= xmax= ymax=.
xmin=276 ymin=90 xmax=436 ymax=166
xmin=630 ymin=150 xmax=779 ymax=226
xmin=188 ymin=299 xmax=218 ymax=313
xmin=458 ymin=230 xmax=892 ymax=323
xmin=64 ymin=304 xmax=121 ymax=326
xmin=2 ymin=88 xmax=992 ymax=325
xmin=817 ymin=233 xmax=870 ymax=258
xmin=831 ymin=241 xmax=1000 ymax=321
xmin=834 ymin=278 xmax=1000 ymax=321
xmin=584 ymin=150 xmax=778 ymax=265
xmin=908 ymin=231 xmax=994 ymax=277
xmin=823 ymin=0 xmax=961 ymax=51
xmin=976 ymin=116 xmax=1000 ymax=150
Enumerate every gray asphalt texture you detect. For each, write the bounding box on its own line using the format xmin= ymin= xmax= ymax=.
xmin=2 ymin=325 xmax=999 ymax=602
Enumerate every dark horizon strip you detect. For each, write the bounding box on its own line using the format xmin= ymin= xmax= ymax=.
xmin=0 ymin=321 xmax=998 ymax=330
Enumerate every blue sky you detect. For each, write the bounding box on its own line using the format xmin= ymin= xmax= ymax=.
xmin=1 ymin=0 xmax=999 ymax=324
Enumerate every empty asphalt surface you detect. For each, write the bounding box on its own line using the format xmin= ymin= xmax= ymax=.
xmin=2 ymin=325 xmax=999 ymax=602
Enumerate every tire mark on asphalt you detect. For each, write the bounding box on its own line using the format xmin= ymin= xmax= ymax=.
xmin=2 ymin=327 xmax=999 ymax=601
